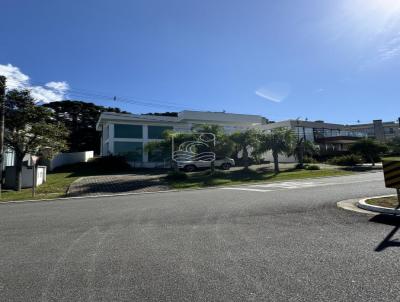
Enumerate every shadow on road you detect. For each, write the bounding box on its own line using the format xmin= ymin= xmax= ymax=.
xmin=370 ymin=214 xmax=400 ymax=252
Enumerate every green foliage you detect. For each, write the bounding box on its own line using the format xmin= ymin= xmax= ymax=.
xmin=4 ymin=89 xmax=69 ymax=190
xmin=387 ymin=137 xmax=400 ymax=155
xmin=305 ymin=164 xmax=320 ymax=170
xmin=303 ymin=156 xmax=317 ymax=163
xmin=230 ymin=129 xmax=261 ymax=169
xmin=349 ymin=138 xmax=388 ymax=165
xmin=259 ymin=127 xmax=295 ymax=173
xmin=44 ymin=100 xmax=126 ymax=154
xmin=165 ymin=170 xmax=188 ymax=181
xmin=193 ymin=124 xmax=235 ymax=158
xmin=327 ymin=154 xmax=363 ymax=166
xmin=5 ymin=90 xmax=69 ymax=158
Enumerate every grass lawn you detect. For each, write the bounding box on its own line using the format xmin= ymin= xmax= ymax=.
xmin=0 ymin=171 xmax=81 ymax=201
xmin=168 ymin=168 xmax=353 ymax=189
xmin=1 ymin=163 xmax=353 ymax=202
xmin=0 ymin=162 xmax=136 ymax=202
xmin=366 ymin=195 xmax=400 ymax=209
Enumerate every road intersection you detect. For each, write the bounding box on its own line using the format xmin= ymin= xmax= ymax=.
xmin=0 ymin=171 xmax=399 ymax=301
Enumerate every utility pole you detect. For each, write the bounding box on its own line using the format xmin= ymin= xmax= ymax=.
xmin=0 ymin=76 xmax=6 ymax=198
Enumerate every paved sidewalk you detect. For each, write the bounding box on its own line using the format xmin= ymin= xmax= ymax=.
xmin=67 ymin=173 xmax=170 ymax=197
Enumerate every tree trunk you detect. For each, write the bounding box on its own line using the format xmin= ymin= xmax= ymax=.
xmin=243 ymin=148 xmax=249 ymax=169
xmin=370 ymin=156 xmax=375 ymax=166
xmin=273 ymin=150 xmax=280 ymax=173
xmin=15 ymin=155 xmax=24 ymax=191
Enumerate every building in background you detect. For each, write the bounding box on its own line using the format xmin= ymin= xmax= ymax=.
xmin=264 ymin=120 xmax=366 ymax=152
xmin=346 ymin=119 xmax=400 ymax=142
xmin=96 ymin=110 xmax=267 ymax=168
xmin=97 ymin=111 xmax=400 ymax=167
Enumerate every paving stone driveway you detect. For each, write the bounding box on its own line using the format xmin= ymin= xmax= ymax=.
xmin=67 ymin=173 xmax=170 ymax=197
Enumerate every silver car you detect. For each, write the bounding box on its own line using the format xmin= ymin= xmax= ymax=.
xmin=180 ymin=157 xmax=235 ymax=172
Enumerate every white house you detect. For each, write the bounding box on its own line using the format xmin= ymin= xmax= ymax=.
xmin=96 ymin=110 xmax=268 ymax=168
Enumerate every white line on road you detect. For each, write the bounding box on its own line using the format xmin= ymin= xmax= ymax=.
xmin=220 ymin=179 xmax=379 ymax=193
xmin=220 ymin=188 xmax=272 ymax=192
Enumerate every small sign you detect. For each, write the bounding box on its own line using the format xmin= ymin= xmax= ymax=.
xmin=382 ymin=159 xmax=400 ymax=189
xmin=31 ymin=155 xmax=39 ymax=165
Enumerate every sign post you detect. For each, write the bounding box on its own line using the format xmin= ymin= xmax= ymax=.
xmin=382 ymin=158 xmax=400 ymax=206
xmin=31 ymin=156 xmax=39 ymax=198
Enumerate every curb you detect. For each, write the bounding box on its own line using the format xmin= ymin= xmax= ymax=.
xmin=357 ymin=195 xmax=400 ymax=215
xmin=337 ymin=199 xmax=377 ymax=215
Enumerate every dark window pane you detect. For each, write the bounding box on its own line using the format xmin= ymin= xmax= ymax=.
xmin=148 ymin=126 xmax=173 ymax=139
xmin=114 ymin=124 xmax=143 ymax=138
xmin=114 ymin=142 xmax=143 ymax=161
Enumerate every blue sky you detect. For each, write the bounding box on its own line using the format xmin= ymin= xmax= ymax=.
xmin=1 ymin=0 xmax=400 ymax=124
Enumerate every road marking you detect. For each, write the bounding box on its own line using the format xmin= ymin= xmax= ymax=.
xmin=221 ymin=188 xmax=272 ymax=192
xmin=220 ymin=179 xmax=383 ymax=193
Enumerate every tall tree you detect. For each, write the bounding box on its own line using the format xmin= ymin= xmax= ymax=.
xmin=5 ymin=90 xmax=68 ymax=190
xmin=260 ymin=127 xmax=295 ymax=173
xmin=230 ymin=129 xmax=260 ymax=169
xmin=193 ymin=124 xmax=235 ymax=173
xmin=349 ymin=138 xmax=388 ymax=166
xmin=44 ymin=100 xmax=126 ymax=154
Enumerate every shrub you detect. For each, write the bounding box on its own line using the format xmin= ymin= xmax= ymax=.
xmin=295 ymin=163 xmax=304 ymax=169
xmin=327 ymin=154 xmax=363 ymax=166
xmin=303 ymin=156 xmax=317 ymax=164
xmin=305 ymin=164 xmax=320 ymax=170
xmin=165 ymin=171 xmax=188 ymax=181
xmin=87 ymin=155 xmax=131 ymax=172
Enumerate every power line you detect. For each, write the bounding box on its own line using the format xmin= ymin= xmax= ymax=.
xmin=29 ymin=80 xmax=203 ymax=111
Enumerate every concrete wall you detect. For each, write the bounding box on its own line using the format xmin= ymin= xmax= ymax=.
xmin=49 ymin=151 xmax=94 ymax=171
xmin=4 ymin=166 xmax=47 ymax=189
xmin=262 ymin=151 xmax=297 ymax=163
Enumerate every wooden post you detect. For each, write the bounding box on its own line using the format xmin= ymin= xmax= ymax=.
xmin=397 ymin=188 xmax=400 ymax=207
xmin=0 ymin=76 xmax=6 ymax=199
xmin=32 ymin=164 xmax=36 ymax=198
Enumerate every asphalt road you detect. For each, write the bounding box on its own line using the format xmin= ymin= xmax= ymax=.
xmin=1 ymin=171 xmax=399 ymax=301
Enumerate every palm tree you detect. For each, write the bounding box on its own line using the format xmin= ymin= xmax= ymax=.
xmin=230 ymin=129 xmax=260 ymax=169
xmin=260 ymin=127 xmax=295 ymax=173
xmin=193 ymin=124 xmax=235 ymax=173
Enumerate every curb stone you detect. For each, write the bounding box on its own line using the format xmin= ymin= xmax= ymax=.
xmin=357 ymin=195 xmax=400 ymax=215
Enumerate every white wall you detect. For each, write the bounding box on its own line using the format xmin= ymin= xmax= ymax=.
xmin=49 ymin=151 xmax=94 ymax=171
xmin=5 ymin=166 xmax=47 ymax=189
xmin=263 ymin=151 xmax=297 ymax=163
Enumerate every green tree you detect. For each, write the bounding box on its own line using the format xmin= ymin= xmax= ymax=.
xmin=44 ymin=100 xmax=126 ymax=154
xmin=260 ymin=127 xmax=295 ymax=173
xmin=289 ymin=139 xmax=318 ymax=167
xmin=349 ymin=138 xmax=388 ymax=166
xmin=5 ymin=90 xmax=69 ymax=191
xmin=387 ymin=137 xmax=400 ymax=155
xmin=230 ymin=129 xmax=260 ymax=170
xmin=193 ymin=124 xmax=235 ymax=173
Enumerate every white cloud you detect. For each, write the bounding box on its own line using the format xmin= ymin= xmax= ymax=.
xmin=378 ymin=31 xmax=400 ymax=61
xmin=0 ymin=63 xmax=69 ymax=103
xmin=255 ymin=82 xmax=291 ymax=103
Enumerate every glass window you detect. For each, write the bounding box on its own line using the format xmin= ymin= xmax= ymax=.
xmin=148 ymin=126 xmax=173 ymax=139
xmin=114 ymin=124 xmax=143 ymax=138
xmin=114 ymin=142 xmax=143 ymax=161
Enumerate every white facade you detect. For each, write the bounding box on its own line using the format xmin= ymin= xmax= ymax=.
xmin=49 ymin=151 xmax=94 ymax=171
xmin=96 ymin=110 xmax=267 ymax=168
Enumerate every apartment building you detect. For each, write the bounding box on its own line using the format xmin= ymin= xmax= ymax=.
xmin=264 ymin=120 xmax=365 ymax=152
xmin=346 ymin=119 xmax=400 ymax=142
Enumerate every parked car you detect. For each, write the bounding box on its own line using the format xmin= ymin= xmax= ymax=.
xmin=180 ymin=157 xmax=235 ymax=172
